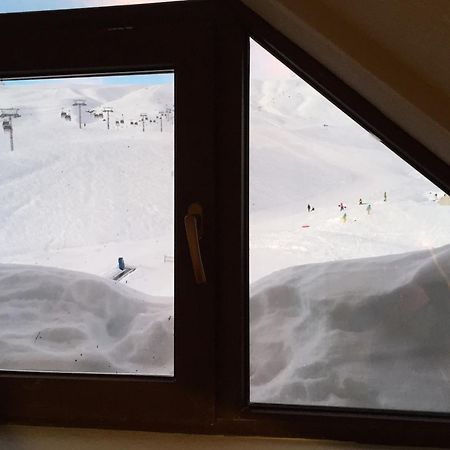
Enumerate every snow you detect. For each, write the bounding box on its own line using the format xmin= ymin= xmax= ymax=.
xmin=0 ymin=82 xmax=174 ymax=297
xmin=250 ymin=245 xmax=450 ymax=411
xmin=0 ymin=79 xmax=174 ymax=375
xmin=0 ymin=62 xmax=449 ymax=410
xmin=248 ymin=49 xmax=450 ymax=411
xmin=249 ymin=77 xmax=449 ymax=282
xmin=0 ymin=264 xmax=173 ymax=375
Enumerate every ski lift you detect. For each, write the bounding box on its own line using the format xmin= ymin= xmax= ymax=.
xmin=2 ymin=120 xmax=11 ymax=131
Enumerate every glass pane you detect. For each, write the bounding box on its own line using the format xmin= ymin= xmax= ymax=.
xmin=249 ymin=39 xmax=450 ymax=412
xmin=0 ymin=73 xmax=174 ymax=376
xmin=0 ymin=0 xmax=182 ymax=14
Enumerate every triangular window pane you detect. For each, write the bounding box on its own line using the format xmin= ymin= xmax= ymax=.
xmin=249 ymin=39 xmax=450 ymax=412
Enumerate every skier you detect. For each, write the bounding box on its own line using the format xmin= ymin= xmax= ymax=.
xmin=342 ymin=213 xmax=347 ymax=223
xmin=307 ymin=204 xmax=311 ymax=212
xmin=359 ymin=198 xmax=363 ymax=205
xmin=311 ymin=207 xmax=315 ymax=212
xmin=367 ymin=204 xmax=372 ymax=215
xmin=384 ymin=191 xmax=387 ymax=202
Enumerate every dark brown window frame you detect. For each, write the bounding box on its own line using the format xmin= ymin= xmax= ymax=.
xmin=0 ymin=0 xmax=217 ymax=430
xmin=214 ymin=1 xmax=450 ymax=447
xmin=1 ymin=0 xmax=449 ymax=447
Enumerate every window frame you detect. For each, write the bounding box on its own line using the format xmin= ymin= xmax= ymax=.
xmin=1 ymin=0 xmax=450 ymax=446
xmin=214 ymin=1 xmax=450 ymax=447
xmin=0 ymin=0 xmax=217 ymax=429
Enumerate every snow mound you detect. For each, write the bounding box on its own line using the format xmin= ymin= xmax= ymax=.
xmin=250 ymin=245 xmax=450 ymax=411
xmin=0 ymin=264 xmax=173 ymax=375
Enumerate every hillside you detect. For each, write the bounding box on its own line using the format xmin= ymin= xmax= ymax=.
xmin=0 ymin=76 xmax=449 ymax=409
xmin=249 ymin=78 xmax=449 ymax=281
xmin=0 ymin=82 xmax=175 ymax=297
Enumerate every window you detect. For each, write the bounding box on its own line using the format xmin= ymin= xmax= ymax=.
xmin=249 ymin=40 xmax=450 ymax=413
xmin=1 ymin=1 xmax=449 ymax=446
xmin=0 ymin=0 xmax=216 ymax=427
xmin=0 ymin=73 xmax=175 ymax=376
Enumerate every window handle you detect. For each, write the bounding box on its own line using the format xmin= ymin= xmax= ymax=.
xmin=184 ymin=202 xmax=206 ymax=284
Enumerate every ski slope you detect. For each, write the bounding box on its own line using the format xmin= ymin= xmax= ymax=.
xmin=0 ymin=82 xmax=175 ymax=298
xmin=248 ymin=76 xmax=450 ymax=411
xmin=250 ymin=78 xmax=449 ymax=281
xmin=0 ymin=76 xmax=449 ymax=410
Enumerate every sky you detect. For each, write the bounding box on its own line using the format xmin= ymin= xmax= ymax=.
xmin=250 ymin=39 xmax=295 ymax=81
xmin=0 ymin=0 xmax=180 ymax=13
xmin=4 ymin=73 xmax=174 ymax=87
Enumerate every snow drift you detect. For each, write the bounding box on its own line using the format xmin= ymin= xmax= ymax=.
xmin=250 ymin=244 xmax=450 ymax=411
xmin=0 ymin=264 xmax=173 ymax=375
xmin=1 ymin=70 xmax=449 ymax=412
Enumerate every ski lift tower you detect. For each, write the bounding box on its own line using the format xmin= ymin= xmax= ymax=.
xmin=72 ymin=99 xmax=86 ymax=129
xmin=158 ymin=111 xmax=164 ymax=132
xmin=140 ymin=113 xmax=148 ymax=132
xmin=1 ymin=108 xmax=21 ymax=152
xmin=103 ymin=107 xmax=114 ymax=130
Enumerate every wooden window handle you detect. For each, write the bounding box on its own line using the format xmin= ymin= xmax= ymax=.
xmin=184 ymin=202 xmax=206 ymax=284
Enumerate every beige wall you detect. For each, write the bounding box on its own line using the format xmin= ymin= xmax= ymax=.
xmin=242 ymin=0 xmax=450 ymax=167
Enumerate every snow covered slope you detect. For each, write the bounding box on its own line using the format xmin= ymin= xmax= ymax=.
xmin=248 ymin=74 xmax=449 ymax=412
xmin=250 ymin=245 xmax=450 ymax=411
xmin=250 ymin=78 xmax=449 ymax=281
xmin=0 ymin=264 xmax=173 ymax=375
xmin=0 ymin=75 xmax=449 ymax=403
xmin=0 ymin=82 xmax=174 ymax=297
